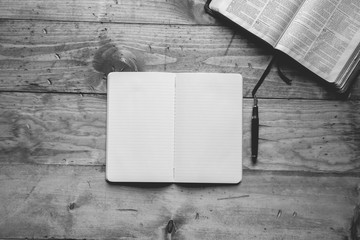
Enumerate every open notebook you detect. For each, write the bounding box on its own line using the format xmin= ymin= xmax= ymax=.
xmin=106 ymin=72 xmax=243 ymax=183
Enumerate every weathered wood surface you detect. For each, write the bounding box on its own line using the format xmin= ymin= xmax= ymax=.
xmin=0 ymin=0 xmax=216 ymax=25
xmin=0 ymin=20 xmax=359 ymax=99
xmin=0 ymin=164 xmax=359 ymax=240
xmin=1 ymin=1 xmax=360 ymax=239
xmin=0 ymin=92 xmax=359 ymax=172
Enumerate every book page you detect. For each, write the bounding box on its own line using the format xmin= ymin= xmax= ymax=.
xmin=174 ymin=73 xmax=243 ymax=184
xmin=275 ymin=0 xmax=360 ymax=83
xmin=106 ymin=72 xmax=175 ymax=182
xmin=210 ymin=0 xmax=305 ymax=46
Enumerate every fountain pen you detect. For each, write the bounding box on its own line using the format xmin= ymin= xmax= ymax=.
xmin=251 ymin=96 xmax=259 ymax=164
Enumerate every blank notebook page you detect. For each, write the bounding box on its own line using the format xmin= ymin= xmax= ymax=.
xmin=174 ymin=73 xmax=242 ymax=183
xmin=106 ymin=72 xmax=175 ymax=182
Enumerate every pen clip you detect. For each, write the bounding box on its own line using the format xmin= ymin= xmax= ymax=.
xmin=253 ymin=95 xmax=258 ymax=107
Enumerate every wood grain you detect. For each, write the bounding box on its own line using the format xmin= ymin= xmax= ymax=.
xmin=0 ymin=92 xmax=106 ymax=166
xmin=1 ymin=2 xmax=359 ymax=240
xmin=0 ymin=164 xmax=358 ymax=239
xmin=0 ymin=20 xmax=359 ymax=99
xmin=0 ymin=92 xmax=359 ymax=172
xmin=0 ymin=0 xmax=216 ymax=25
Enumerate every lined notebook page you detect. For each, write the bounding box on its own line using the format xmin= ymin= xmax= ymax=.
xmin=106 ymin=72 xmax=175 ymax=182
xmin=174 ymin=73 xmax=243 ymax=183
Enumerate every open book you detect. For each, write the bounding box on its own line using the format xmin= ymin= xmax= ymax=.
xmin=106 ymin=72 xmax=243 ymax=183
xmin=207 ymin=0 xmax=360 ymax=93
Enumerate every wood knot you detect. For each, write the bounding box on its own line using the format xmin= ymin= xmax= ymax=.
xmin=166 ymin=219 xmax=175 ymax=234
xmin=92 ymin=43 xmax=139 ymax=76
xmin=68 ymin=202 xmax=76 ymax=210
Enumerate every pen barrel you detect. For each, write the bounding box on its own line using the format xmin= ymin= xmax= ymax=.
xmin=251 ymin=106 xmax=259 ymax=163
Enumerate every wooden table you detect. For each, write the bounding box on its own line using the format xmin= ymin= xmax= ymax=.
xmin=0 ymin=1 xmax=359 ymax=239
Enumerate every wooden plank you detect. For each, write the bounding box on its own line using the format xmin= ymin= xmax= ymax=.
xmin=1 ymin=20 xmax=359 ymax=99
xmin=0 ymin=0 xmax=216 ymax=25
xmin=0 ymin=92 xmax=107 ymax=166
xmin=0 ymin=164 xmax=358 ymax=239
xmin=0 ymin=92 xmax=359 ymax=172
